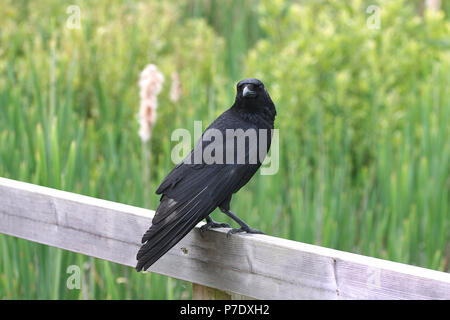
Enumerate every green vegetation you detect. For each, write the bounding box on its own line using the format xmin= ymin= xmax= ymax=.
xmin=0 ymin=0 xmax=449 ymax=299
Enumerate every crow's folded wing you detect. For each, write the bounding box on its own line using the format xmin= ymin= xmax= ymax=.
xmin=135 ymin=161 xmax=259 ymax=271
xmin=136 ymin=110 xmax=271 ymax=271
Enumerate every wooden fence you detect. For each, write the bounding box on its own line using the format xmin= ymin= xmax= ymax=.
xmin=0 ymin=177 xmax=449 ymax=299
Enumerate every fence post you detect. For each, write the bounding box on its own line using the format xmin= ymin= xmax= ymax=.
xmin=192 ymin=283 xmax=231 ymax=300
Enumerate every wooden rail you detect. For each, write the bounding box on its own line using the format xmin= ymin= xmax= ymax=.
xmin=1 ymin=177 xmax=450 ymax=299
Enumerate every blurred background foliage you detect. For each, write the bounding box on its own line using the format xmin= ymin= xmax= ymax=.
xmin=0 ymin=0 xmax=449 ymax=299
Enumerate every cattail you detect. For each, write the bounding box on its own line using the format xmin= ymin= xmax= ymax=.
xmin=170 ymin=71 xmax=181 ymax=103
xmin=138 ymin=64 xmax=164 ymax=142
xmin=138 ymin=64 xmax=164 ymax=208
xmin=426 ymin=0 xmax=441 ymax=11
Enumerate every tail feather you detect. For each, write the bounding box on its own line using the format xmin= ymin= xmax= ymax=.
xmin=136 ymin=165 xmax=246 ymax=271
xmin=139 ymin=200 xmax=201 ymax=253
xmin=136 ymin=208 xmax=202 ymax=271
xmin=136 ymin=192 xmax=214 ymax=271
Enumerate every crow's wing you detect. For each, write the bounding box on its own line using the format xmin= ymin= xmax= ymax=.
xmin=135 ymin=162 xmax=259 ymax=271
xmin=136 ymin=110 xmax=271 ymax=271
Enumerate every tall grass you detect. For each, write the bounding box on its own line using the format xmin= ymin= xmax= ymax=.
xmin=0 ymin=0 xmax=449 ymax=299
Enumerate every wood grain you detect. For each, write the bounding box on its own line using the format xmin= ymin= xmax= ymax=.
xmin=1 ymin=177 xmax=450 ymax=299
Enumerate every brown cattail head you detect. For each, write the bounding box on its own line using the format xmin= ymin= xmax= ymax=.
xmin=138 ymin=64 xmax=164 ymax=142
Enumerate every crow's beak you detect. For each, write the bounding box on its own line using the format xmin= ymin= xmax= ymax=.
xmin=243 ymin=85 xmax=257 ymax=98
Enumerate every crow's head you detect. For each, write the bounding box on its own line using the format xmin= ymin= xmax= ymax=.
xmin=236 ymin=78 xmax=265 ymax=100
xmin=234 ymin=78 xmax=276 ymax=121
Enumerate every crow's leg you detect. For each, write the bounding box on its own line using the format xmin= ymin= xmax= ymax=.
xmin=219 ymin=208 xmax=264 ymax=237
xmin=199 ymin=216 xmax=230 ymax=238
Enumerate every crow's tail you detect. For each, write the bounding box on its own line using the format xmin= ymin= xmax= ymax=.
xmin=136 ymin=191 xmax=212 ymax=272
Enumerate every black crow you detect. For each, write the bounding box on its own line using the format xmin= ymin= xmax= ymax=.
xmin=136 ymin=78 xmax=276 ymax=272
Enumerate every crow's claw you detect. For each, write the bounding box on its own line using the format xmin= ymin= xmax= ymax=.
xmin=199 ymin=221 xmax=231 ymax=238
xmin=226 ymin=227 xmax=264 ymax=238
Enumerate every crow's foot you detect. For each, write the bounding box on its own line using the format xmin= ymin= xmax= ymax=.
xmin=226 ymin=226 xmax=264 ymax=238
xmin=219 ymin=209 xmax=264 ymax=238
xmin=199 ymin=218 xmax=230 ymax=238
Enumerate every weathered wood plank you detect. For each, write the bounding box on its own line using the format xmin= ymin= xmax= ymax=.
xmin=1 ymin=177 xmax=450 ymax=299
